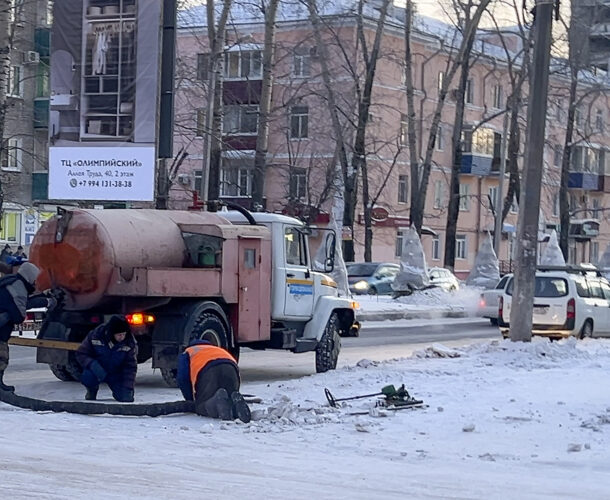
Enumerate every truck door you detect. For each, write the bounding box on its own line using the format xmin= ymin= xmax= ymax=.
xmin=282 ymin=225 xmax=315 ymax=318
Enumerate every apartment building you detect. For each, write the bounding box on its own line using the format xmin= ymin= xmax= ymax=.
xmin=1 ymin=0 xmax=53 ymax=248
xmin=172 ymin=2 xmax=610 ymax=276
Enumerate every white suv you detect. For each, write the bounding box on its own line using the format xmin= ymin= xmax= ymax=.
xmin=498 ymin=267 xmax=610 ymax=339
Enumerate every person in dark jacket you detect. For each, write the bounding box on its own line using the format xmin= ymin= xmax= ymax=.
xmin=0 ymin=262 xmax=55 ymax=391
xmin=0 ymin=244 xmax=12 ymax=264
xmin=177 ymin=341 xmax=250 ymax=422
xmin=76 ymin=315 xmax=138 ymax=402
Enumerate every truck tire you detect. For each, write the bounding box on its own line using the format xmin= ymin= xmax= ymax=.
xmin=160 ymin=311 xmax=230 ymax=388
xmin=316 ymin=313 xmax=341 ymax=373
xmin=48 ymin=354 xmax=83 ymax=382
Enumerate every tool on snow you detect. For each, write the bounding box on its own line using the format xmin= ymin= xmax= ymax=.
xmin=325 ymin=384 xmax=423 ymax=408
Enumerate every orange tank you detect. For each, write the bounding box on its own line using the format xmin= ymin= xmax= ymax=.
xmin=29 ymin=209 xmax=231 ymax=310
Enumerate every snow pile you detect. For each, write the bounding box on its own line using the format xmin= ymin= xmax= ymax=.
xmin=392 ymin=285 xmax=483 ymax=316
xmin=540 ymin=230 xmax=566 ymax=266
xmin=392 ymin=227 xmax=429 ymax=292
xmin=466 ymin=233 xmax=500 ymax=289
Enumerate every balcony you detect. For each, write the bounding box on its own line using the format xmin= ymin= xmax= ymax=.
xmin=460 ymin=153 xmax=496 ymax=176
xmin=568 ymin=172 xmax=603 ymax=191
xmin=31 ymin=172 xmax=48 ymax=201
xmin=34 ymin=27 xmax=50 ymax=57
xmin=33 ymin=99 xmax=49 ymax=128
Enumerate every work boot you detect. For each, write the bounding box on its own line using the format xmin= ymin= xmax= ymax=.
xmin=85 ymin=387 xmax=98 ymax=401
xmin=203 ymin=388 xmax=232 ymax=420
xmin=0 ymin=371 xmax=14 ymax=392
xmin=230 ymin=391 xmax=251 ymax=423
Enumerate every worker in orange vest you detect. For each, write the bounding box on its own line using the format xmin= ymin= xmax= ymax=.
xmin=176 ymin=340 xmax=250 ymax=423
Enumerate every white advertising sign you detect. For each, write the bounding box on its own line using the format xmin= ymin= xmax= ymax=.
xmin=49 ymin=147 xmax=155 ymax=201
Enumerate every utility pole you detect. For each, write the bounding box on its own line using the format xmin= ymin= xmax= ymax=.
xmin=493 ymin=109 xmax=509 ymax=254
xmin=509 ymin=0 xmax=555 ymax=342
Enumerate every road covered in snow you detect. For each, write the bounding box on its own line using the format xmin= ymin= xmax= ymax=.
xmin=2 ymin=337 xmax=610 ymax=499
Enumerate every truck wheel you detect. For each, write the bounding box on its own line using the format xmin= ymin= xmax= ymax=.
xmin=48 ymin=354 xmax=83 ymax=382
xmin=160 ymin=312 xmax=231 ymax=388
xmin=316 ymin=313 xmax=341 ymax=373
xmin=49 ymin=364 xmax=76 ymax=382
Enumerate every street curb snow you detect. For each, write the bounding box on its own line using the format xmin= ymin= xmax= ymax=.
xmin=358 ymin=308 xmax=468 ymax=322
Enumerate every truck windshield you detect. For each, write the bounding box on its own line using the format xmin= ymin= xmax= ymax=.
xmin=506 ymin=277 xmax=568 ymax=297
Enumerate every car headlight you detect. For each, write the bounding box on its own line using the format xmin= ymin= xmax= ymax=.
xmin=354 ymin=280 xmax=369 ymax=291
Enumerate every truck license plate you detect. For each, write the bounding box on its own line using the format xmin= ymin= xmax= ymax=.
xmin=533 ymin=306 xmax=548 ymax=315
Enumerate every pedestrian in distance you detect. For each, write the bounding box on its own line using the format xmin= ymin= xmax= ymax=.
xmin=13 ymin=246 xmax=27 ymax=260
xmin=0 ymin=262 xmax=57 ymax=392
xmin=76 ymin=315 xmax=137 ymax=402
xmin=0 ymin=244 xmax=12 ymax=264
xmin=177 ymin=340 xmax=251 ymax=423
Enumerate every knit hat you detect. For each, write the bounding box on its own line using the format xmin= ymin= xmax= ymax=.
xmin=107 ymin=315 xmax=130 ymax=335
xmin=17 ymin=262 xmax=40 ymax=286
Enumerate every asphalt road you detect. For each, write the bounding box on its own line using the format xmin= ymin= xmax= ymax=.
xmin=6 ymin=318 xmax=499 ymax=387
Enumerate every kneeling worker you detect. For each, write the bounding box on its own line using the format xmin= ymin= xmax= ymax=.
xmin=76 ymin=315 xmax=137 ymax=402
xmin=177 ymin=341 xmax=251 ymax=423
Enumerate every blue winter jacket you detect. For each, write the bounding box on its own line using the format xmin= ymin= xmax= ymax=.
xmin=76 ymin=323 xmax=138 ymax=390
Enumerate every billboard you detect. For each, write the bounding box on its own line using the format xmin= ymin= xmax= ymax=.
xmin=48 ymin=0 xmax=162 ymax=201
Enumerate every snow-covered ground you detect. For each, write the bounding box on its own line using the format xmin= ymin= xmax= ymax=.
xmin=2 ymin=337 xmax=610 ymax=499
xmin=357 ymin=286 xmax=484 ymax=317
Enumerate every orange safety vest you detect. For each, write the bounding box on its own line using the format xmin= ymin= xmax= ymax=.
xmin=185 ymin=344 xmax=237 ymax=395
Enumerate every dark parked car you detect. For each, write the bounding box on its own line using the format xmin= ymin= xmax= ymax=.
xmin=347 ymin=262 xmax=400 ymax=295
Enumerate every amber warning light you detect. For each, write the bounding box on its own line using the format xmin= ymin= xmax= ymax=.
xmin=126 ymin=313 xmax=155 ymax=326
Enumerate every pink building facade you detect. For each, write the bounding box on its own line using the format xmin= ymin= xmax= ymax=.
xmin=171 ymin=5 xmax=610 ymax=277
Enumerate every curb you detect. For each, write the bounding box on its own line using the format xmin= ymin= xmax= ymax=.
xmin=357 ymin=308 xmax=468 ymax=322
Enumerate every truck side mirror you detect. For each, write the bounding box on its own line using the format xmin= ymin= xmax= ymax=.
xmin=324 ymin=232 xmax=336 ymax=273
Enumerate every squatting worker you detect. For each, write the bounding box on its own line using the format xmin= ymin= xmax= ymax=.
xmin=177 ymin=340 xmax=251 ymax=423
xmin=0 ymin=263 xmax=56 ymax=392
xmin=76 ymin=315 xmax=137 ymax=402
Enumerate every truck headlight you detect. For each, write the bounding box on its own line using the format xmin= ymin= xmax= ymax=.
xmin=353 ymin=280 xmax=369 ymax=291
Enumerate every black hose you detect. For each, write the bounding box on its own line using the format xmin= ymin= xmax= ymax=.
xmin=221 ymin=201 xmax=258 ymax=226
xmin=0 ymin=389 xmax=195 ymax=417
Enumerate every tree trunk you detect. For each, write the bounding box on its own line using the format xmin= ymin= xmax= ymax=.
xmin=403 ymin=0 xmax=421 ymax=232
xmin=252 ymin=0 xmax=280 ymax=207
xmin=356 ymin=0 xmax=391 ymax=262
xmin=444 ymin=26 xmax=476 ymax=272
xmin=306 ymin=0 xmax=352 ymax=259
xmin=559 ymin=74 xmax=578 ymax=260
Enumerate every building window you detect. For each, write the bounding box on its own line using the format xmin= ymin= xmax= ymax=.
xmin=432 ymin=235 xmax=440 ymax=260
xmin=293 ymin=47 xmax=311 ymax=77
xmin=488 ymin=186 xmax=498 ymax=214
xmin=7 ymin=65 xmax=22 ymax=97
xmin=596 ymin=109 xmax=604 ymax=132
xmin=435 ymin=126 xmax=444 ymax=151
xmin=575 ymin=108 xmax=583 ymax=128
xmin=556 ymin=99 xmax=564 ymax=121
xmin=36 ymin=62 xmax=50 ymax=98
xmin=196 ymin=53 xmax=209 ymax=82
xmin=225 ymin=51 xmax=262 ymax=79
xmin=553 ymin=192 xmax=559 ymax=217
xmin=456 ymin=235 xmax=467 ymax=260
xmin=46 ymin=0 xmax=53 ymax=25
xmin=9 ymin=0 xmax=24 ymax=24
xmin=0 ymin=211 xmax=20 ymax=242
xmin=400 ymin=114 xmax=408 ymax=146
xmin=437 ymin=71 xmax=445 ymax=92
xmin=223 ymin=105 xmax=258 ymax=135
xmin=194 ymin=169 xmax=202 ymax=193
xmin=395 ymin=230 xmax=404 ymax=257
xmin=220 ymin=165 xmax=253 ymax=197
xmin=553 ymin=144 xmax=562 ymax=167
xmin=590 ymin=241 xmax=599 ymax=264
xmin=592 ymin=198 xmax=601 ymax=219
xmin=492 ymin=84 xmax=503 ymax=109
xmin=459 ymin=183 xmax=470 ymax=211
xmin=290 ymin=106 xmax=309 ymax=139
xmin=465 ymin=79 xmax=474 ymax=104
xmin=196 ymin=109 xmax=205 ymax=137
xmin=398 ymin=174 xmax=408 ymax=203
xmin=289 ymin=167 xmax=307 ymax=200
xmin=2 ymin=137 xmax=22 ymax=171
xmin=433 ymin=180 xmax=443 ymax=209
xmin=510 ymin=195 xmax=518 ymax=213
